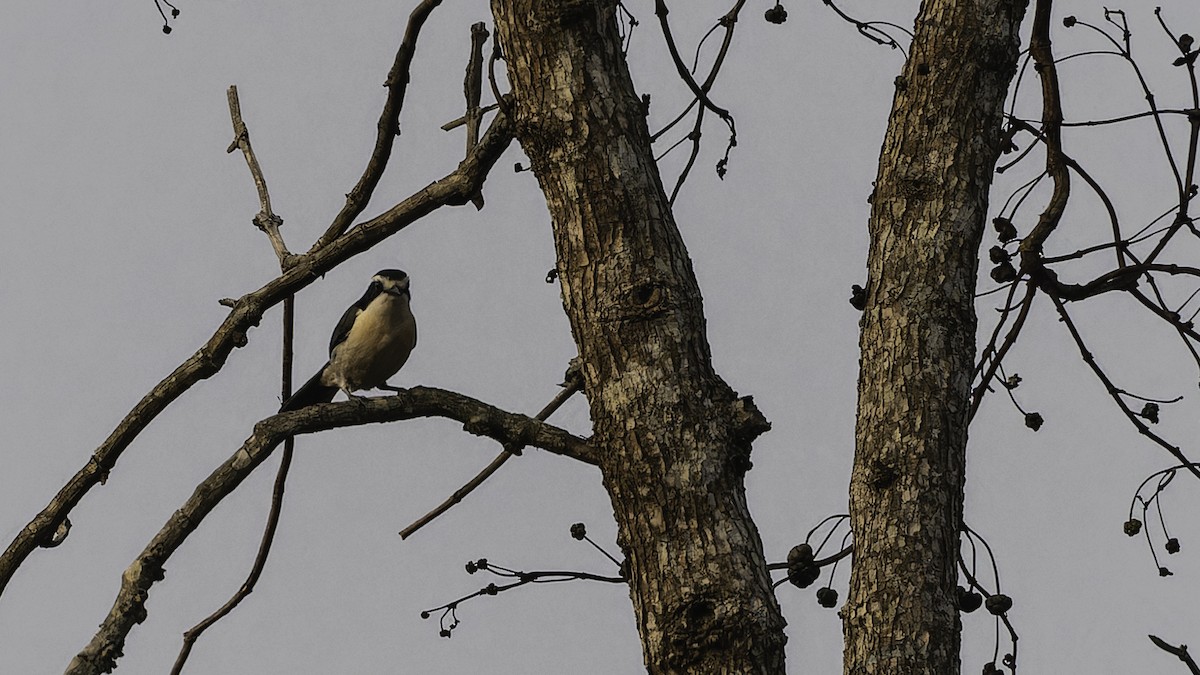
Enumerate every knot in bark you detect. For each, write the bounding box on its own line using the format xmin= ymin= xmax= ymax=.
xmin=664 ymin=595 xmax=732 ymax=668
xmin=616 ymin=282 xmax=673 ymax=322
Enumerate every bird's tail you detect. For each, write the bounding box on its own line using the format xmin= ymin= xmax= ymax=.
xmin=279 ymin=366 xmax=339 ymax=412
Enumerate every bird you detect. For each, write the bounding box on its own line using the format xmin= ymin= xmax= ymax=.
xmin=280 ymin=269 xmax=417 ymax=411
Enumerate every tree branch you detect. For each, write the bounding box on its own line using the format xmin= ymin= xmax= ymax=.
xmin=65 ymin=386 xmax=594 ymax=675
xmin=225 ymin=84 xmax=292 ymax=266
xmin=313 ymin=0 xmax=446 ymax=248
xmin=0 ymin=113 xmax=514 ymax=599
xmin=400 ymin=368 xmax=584 ymax=539
xmin=1019 ymin=0 xmax=1070 ymax=277
xmin=170 ymin=211 xmax=299 ymax=673
xmin=1149 ymin=635 xmax=1200 ymax=675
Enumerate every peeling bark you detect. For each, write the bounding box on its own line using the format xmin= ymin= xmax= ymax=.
xmin=490 ymin=1 xmax=784 ymax=672
xmin=844 ymin=1 xmax=1028 ymax=673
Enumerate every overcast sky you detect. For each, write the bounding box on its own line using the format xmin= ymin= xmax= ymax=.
xmin=3 ymin=1 xmax=1200 ymax=673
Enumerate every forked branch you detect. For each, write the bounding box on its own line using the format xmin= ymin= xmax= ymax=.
xmin=66 ymin=387 xmax=594 ymax=675
xmin=0 ymin=113 xmax=514 ymax=599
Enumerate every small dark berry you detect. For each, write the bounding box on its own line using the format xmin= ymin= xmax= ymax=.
xmin=993 ymin=216 xmax=1017 ymax=242
xmin=764 ymin=5 xmax=788 ymax=24
xmin=850 ymin=285 xmax=867 ymax=310
xmin=956 ymin=585 xmax=983 ymax=613
xmin=1166 ymin=538 xmax=1181 ymax=554
xmin=990 ymin=261 xmax=1017 ymax=283
xmin=1063 ymin=16 xmax=1077 ymax=27
xmin=420 ymin=611 xmax=430 ymax=619
xmin=1181 ymin=34 xmax=1195 ymax=52
xmin=1123 ymin=518 xmax=1143 ymax=536
xmin=1141 ymin=402 xmax=1160 ymax=424
xmin=171 ymin=8 xmax=180 ymax=17
xmin=816 ymin=586 xmax=839 ymax=608
xmin=788 ymin=543 xmax=814 ymax=565
xmin=1159 ymin=566 xmax=1174 ymax=577
xmin=989 ymin=246 xmax=1011 ymax=264
xmin=439 ymin=629 xmax=452 ymax=638
xmin=985 ymin=593 xmax=1013 ymax=615
xmin=788 ymin=563 xmax=821 ymax=589
xmin=570 ymin=523 xmax=587 ymax=540
xmin=1024 ymin=412 xmax=1043 ymax=431
xmin=162 ymin=24 xmax=172 ymax=34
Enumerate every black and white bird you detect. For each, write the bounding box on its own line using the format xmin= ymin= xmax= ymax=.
xmin=280 ymin=269 xmax=417 ymax=411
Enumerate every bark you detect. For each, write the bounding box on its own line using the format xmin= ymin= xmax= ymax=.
xmin=490 ymin=1 xmax=784 ymax=672
xmin=844 ymin=1 xmax=1028 ymax=674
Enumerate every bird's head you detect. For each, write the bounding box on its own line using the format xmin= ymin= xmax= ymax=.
xmin=372 ymin=269 xmax=410 ymax=298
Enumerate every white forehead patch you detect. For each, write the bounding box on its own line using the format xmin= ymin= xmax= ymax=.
xmin=373 ymin=273 xmax=409 ymax=291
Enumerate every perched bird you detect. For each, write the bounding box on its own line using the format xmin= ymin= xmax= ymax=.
xmin=280 ymin=269 xmax=417 ymax=411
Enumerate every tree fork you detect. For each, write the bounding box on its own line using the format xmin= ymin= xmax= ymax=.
xmin=490 ymin=1 xmax=785 ymax=672
xmin=844 ymin=1 xmax=1029 ymax=673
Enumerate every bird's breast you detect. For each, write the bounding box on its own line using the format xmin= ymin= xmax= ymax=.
xmin=326 ymin=296 xmax=416 ymax=391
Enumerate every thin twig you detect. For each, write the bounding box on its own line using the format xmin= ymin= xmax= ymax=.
xmin=226 ymin=85 xmax=292 ymax=265
xmin=171 ymin=98 xmax=301 ymax=672
xmin=1048 ymin=293 xmax=1200 ymax=481
xmin=1149 ymin=635 xmax=1200 ymax=675
xmin=400 ymin=370 xmax=584 ymax=539
xmin=654 ymin=0 xmax=738 ymax=176
xmin=313 ymin=0 xmax=446 ymax=249
xmin=970 ymin=281 xmax=1037 ymax=420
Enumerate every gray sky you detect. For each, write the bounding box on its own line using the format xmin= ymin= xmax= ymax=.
xmin=3 ymin=1 xmax=1199 ymax=673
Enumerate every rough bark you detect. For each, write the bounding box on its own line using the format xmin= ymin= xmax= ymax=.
xmin=844 ymin=1 xmax=1028 ymax=673
xmin=490 ymin=1 xmax=784 ymax=672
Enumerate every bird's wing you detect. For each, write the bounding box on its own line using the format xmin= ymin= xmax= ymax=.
xmin=328 ymin=304 xmax=362 ymax=355
xmin=328 ymin=283 xmax=381 ymax=354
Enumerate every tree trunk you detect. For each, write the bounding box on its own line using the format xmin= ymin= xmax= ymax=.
xmin=490 ymin=1 xmax=785 ymax=672
xmin=844 ymin=1 xmax=1028 ymax=673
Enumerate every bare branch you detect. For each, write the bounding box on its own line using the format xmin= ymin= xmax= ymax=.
xmin=0 ymin=113 xmax=514 ymax=599
xmin=170 ymin=298 xmax=298 ymax=675
xmin=225 ymin=85 xmax=292 ymax=265
xmin=1149 ymin=635 xmax=1200 ymax=675
xmin=314 ymin=0 xmax=446 ymax=249
xmin=653 ymin=0 xmax=738 ymax=177
xmin=400 ymin=369 xmax=584 ymax=540
xmin=463 ymin=22 xmax=490 ymax=209
xmin=65 ymin=387 xmax=594 ymax=675
xmin=464 ymin=22 xmax=489 ymax=154
xmin=1018 ymin=0 xmax=1070 ymax=272
xmin=1048 ymin=293 xmax=1200 ymax=481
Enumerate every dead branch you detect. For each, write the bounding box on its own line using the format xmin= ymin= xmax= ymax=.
xmin=314 ymin=0 xmax=447 ymax=249
xmin=65 ymin=386 xmax=594 ymax=675
xmin=463 ymin=21 xmax=489 ymax=209
xmin=1149 ymin=635 xmax=1200 ymax=675
xmin=0 ymin=113 xmax=514 ymax=599
xmin=225 ymin=85 xmax=292 ymax=266
xmin=400 ymin=366 xmax=584 ymax=540
xmin=171 ymin=102 xmax=299 ymax=671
